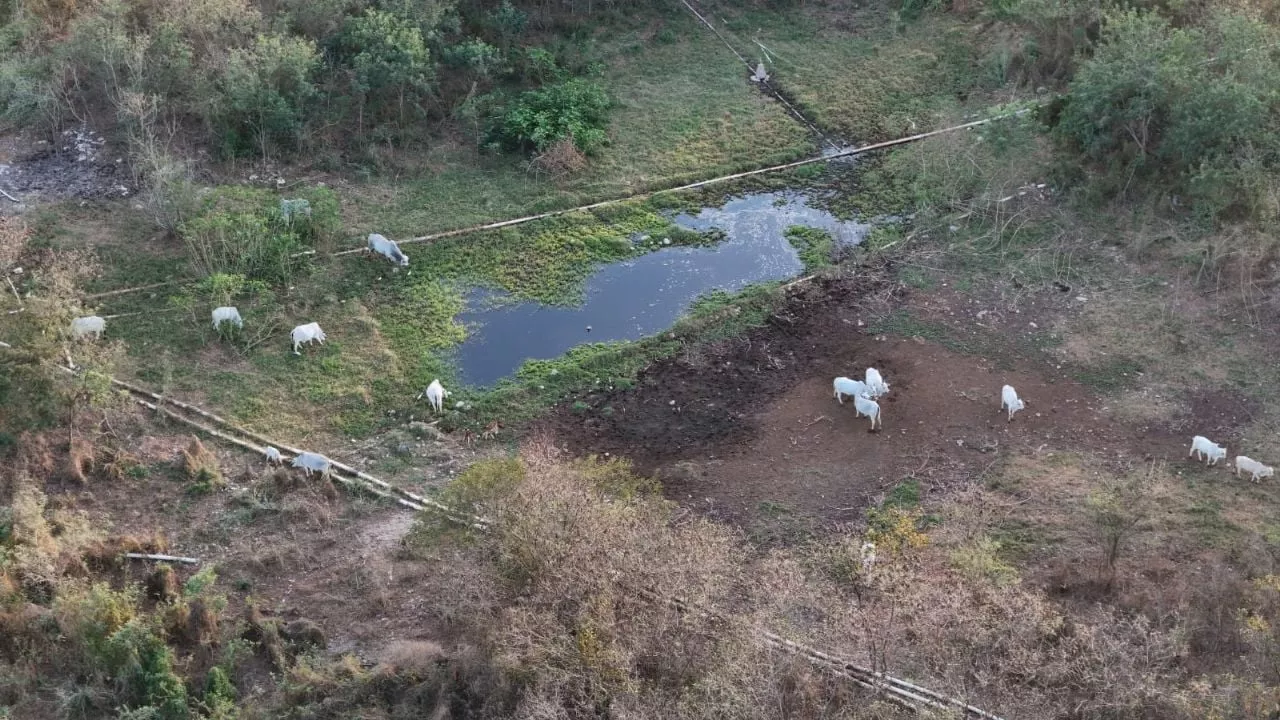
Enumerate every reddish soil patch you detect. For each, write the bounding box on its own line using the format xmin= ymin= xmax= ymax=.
xmin=542 ymin=275 xmax=1212 ymax=529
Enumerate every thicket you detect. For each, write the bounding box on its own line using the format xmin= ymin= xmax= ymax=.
xmin=1054 ymin=9 xmax=1280 ymax=220
xmin=0 ymin=0 xmax=620 ymax=188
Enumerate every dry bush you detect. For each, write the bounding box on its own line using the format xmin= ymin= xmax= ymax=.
xmin=99 ymin=446 xmax=143 ymax=482
xmin=417 ymin=444 xmax=900 ymax=719
xmin=60 ymin=436 xmax=94 ymax=484
xmin=182 ymin=436 xmax=225 ymax=491
xmin=528 ymin=137 xmax=587 ymax=180
xmin=379 ymin=640 xmax=449 ymax=676
xmin=0 ymin=215 xmax=29 ymax=273
xmin=146 ymin=565 xmax=179 ymax=603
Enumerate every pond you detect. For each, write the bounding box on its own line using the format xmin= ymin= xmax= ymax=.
xmin=453 ymin=191 xmax=869 ymax=387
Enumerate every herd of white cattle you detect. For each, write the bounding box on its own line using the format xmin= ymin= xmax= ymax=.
xmin=833 ymin=368 xmax=1274 ymax=482
xmin=66 ymin=228 xmax=1277 ymax=486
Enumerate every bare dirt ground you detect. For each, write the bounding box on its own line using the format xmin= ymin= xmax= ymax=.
xmin=541 ymin=270 xmax=1258 ymax=533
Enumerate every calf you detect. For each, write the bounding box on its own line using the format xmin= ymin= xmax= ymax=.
xmin=419 ymin=379 xmax=449 ymax=413
xmin=833 ymin=377 xmax=869 ymax=404
xmin=1189 ymin=436 xmax=1227 ymax=466
xmin=853 ymin=394 xmax=881 ymax=430
xmin=1234 ymin=455 xmax=1273 ymax=481
xmin=865 ymin=367 xmax=890 ymax=398
xmin=1000 ymin=385 xmax=1025 ymax=422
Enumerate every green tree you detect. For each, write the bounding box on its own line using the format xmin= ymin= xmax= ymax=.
xmin=1056 ymin=10 xmax=1280 ymax=217
xmin=336 ymin=9 xmax=433 ymax=130
xmin=487 ymin=77 xmax=612 ymax=155
xmin=215 ymin=33 xmax=320 ymax=158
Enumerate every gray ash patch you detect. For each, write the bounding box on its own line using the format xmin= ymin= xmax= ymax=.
xmin=0 ymin=127 xmax=134 ymax=202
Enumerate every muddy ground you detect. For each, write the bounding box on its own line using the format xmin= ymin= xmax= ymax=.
xmin=541 ymin=270 xmax=1258 ymax=532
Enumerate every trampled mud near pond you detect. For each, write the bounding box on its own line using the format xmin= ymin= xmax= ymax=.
xmin=453 ymin=191 xmax=868 ymax=386
xmin=540 ymin=274 xmax=1253 ymax=533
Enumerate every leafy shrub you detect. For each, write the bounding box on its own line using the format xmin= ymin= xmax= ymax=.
xmin=178 ymin=186 xmax=337 ymax=284
xmin=214 ymin=33 xmax=320 ymax=158
xmin=486 ymin=77 xmax=612 ymax=155
xmin=488 ymin=0 xmax=527 ymax=47
xmin=1055 ymin=9 xmax=1280 ymax=218
xmin=440 ymin=38 xmax=507 ymax=82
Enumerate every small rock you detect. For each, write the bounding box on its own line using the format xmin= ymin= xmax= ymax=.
xmin=669 ymin=400 xmax=676 ymax=406
xmin=1029 ymin=322 xmax=1037 ymax=328
xmin=662 ymin=237 xmax=671 ymax=245
xmin=1075 ymin=296 xmax=1087 ymax=302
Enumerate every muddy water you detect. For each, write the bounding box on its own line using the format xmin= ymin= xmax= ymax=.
xmin=454 ymin=192 xmax=869 ymax=387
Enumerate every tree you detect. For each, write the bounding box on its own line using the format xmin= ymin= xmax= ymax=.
xmin=336 ymin=9 xmax=433 ymax=131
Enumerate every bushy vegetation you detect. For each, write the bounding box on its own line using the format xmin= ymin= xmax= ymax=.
xmin=0 ymin=0 xmax=624 ymax=185
xmin=178 ymin=186 xmax=339 ymax=283
xmin=1054 ymin=9 xmax=1280 ymax=219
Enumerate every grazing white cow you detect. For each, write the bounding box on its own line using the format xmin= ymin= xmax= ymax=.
xmin=264 ymin=446 xmax=283 ymax=465
xmin=419 ymin=379 xmax=448 ymax=413
xmin=367 ymin=233 xmax=409 ymax=267
xmin=853 ymin=394 xmax=881 ymax=430
xmin=290 ymin=322 xmax=326 ymax=355
xmin=1189 ymin=436 xmax=1227 ymax=466
xmin=833 ymin=377 xmax=870 ymax=404
xmin=865 ymin=367 xmax=890 ymax=398
xmin=211 ymin=306 xmax=243 ymax=331
xmin=1000 ymin=385 xmax=1025 ymax=421
xmin=860 ymin=541 xmax=877 ymax=569
xmin=1235 ymin=455 xmax=1274 ymax=482
xmin=291 ymin=451 xmax=331 ymax=478
xmin=70 ymin=315 xmax=105 ymax=340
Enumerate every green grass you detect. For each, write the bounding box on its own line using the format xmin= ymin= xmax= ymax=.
xmin=344 ymin=12 xmax=815 ymax=240
xmin=710 ymin=7 xmax=986 ymax=141
xmin=784 ymin=225 xmax=836 ymax=272
xmin=100 ymin=199 xmax=786 ymax=441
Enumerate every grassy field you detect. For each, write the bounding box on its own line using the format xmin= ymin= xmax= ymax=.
xmin=342 ymin=10 xmax=815 ymax=239
xmin=700 ymin=2 xmax=1013 ymax=141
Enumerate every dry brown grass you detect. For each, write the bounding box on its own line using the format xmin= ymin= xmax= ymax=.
xmin=0 ymin=215 xmax=29 ymax=273
xmin=182 ymin=436 xmax=225 ymax=490
xmin=528 ymin=137 xmax=587 ymax=180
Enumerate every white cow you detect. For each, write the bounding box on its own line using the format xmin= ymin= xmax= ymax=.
xmin=1235 ymin=455 xmax=1274 ymax=482
xmin=420 ymin=379 xmax=449 ymax=413
xmin=367 ymin=233 xmax=409 ymax=267
xmin=1001 ymin=385 xmax=1025 ymax=421
xmin=833 ymin=377 xmax=870 ymax=404
xmin=291 ymin=451 xmax=332 ymax=478
xmin=860 ymin=541 xmax=877 ymax=569
xmin=1189 ymin=436 xmax=1227 ymax=466
xmin=853 ymin=394 xmax=881 ymax=430
xmin=211 ymin=306 xmax=243 ymax=331
xmin=865 ymin=367 xmax=890 ymax=398
xmin=264 ymin=446 xmax=283 ymax=465
xmin=290 ymin=322 xmax=326 ymax=355
xmin=70 ymin=315 xmax=105 ymax=341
